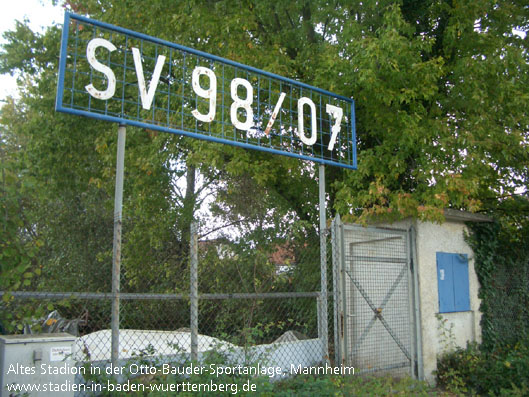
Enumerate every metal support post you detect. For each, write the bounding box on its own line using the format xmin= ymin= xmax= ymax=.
xmin=111 ymin=124 xmax=126 ymax=367
xmin=318 ymin=164 xmax=329 ymax=361
xmin=190 ymin=221 xmax=199 ymax=362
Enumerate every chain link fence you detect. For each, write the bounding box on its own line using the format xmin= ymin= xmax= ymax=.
xmin=1 ymin=214 xmax=331 ymax=392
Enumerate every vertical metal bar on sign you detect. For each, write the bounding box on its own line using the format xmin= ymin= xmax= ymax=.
xmin=318 ymin=164 xmax=329 ymax=361
xmin=111 ymin=124 xmax=126 ymax=367
xmin=190 ymin=221 xmax=198 ymax=362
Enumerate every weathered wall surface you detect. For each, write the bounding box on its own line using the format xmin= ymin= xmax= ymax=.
xmin=415 ymin=220 xmax=481 ymax=383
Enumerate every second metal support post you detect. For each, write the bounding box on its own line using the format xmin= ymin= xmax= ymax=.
xmin=319 ymin=164 xmax=329 ymax=361
xmin=111 ymin=124 xmax=126 ymax=367
xmin=190 ymin=222 xmax=199 ymax=362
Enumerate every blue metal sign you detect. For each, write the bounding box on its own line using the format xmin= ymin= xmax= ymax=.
xmin=56 ymin=13 xmax=356 ymax=169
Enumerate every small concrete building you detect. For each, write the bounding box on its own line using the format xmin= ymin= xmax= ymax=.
xmin=332 ymin=209 xmax=490 ymax=383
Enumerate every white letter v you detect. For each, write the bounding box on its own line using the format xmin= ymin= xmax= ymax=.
xmin=132 ymin=48 xmax=166 ymax=110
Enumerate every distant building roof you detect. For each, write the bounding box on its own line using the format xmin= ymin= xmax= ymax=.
xmin=269 ymin=244 xmax=296 ymax=266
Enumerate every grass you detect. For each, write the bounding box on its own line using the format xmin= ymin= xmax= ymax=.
xmin=272 ymin=374 xmax=450 ymax=396
xmin=104 ymin=372 xmax=453 ymax=396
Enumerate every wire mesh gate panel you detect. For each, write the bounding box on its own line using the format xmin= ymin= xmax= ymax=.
xmin=333 ymin=219 xmax=416 ymax=377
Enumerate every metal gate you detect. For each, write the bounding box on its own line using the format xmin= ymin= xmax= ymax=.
xmin=332 ymin=216 xmax=419 ymax=377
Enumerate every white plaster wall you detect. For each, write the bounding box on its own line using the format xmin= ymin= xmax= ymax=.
xmin=414 ymin=220 xmax=482 ymax=383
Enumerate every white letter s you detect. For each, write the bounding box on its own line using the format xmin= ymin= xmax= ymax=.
xmin=85 ymin=38 xmax=117 ymax=100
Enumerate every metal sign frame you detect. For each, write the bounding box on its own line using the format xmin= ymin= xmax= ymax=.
xmin=56 ymin=12 xmax=356 ymax=169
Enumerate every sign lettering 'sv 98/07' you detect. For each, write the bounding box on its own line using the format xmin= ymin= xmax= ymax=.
xmin=56 ymin=13 xmax=356 ymax=169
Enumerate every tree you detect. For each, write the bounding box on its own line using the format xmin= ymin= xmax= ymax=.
xmin=1 ymin=0 xmax=528 ymax=332
xmin=64 ymin=0 xmax=528 ymax=222
xmin=0 ymin=21 xmax=196 ymax=294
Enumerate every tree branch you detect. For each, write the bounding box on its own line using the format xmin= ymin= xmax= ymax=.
xmin=199 ymin=217 xmax=256 ymax=239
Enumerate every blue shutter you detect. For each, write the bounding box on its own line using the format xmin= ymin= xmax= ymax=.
xmin=453 ymin=254 xmax=470 ymax=311
xmin=437 ymin=252 xmax=455 ymax=312
xmin=437 ymin=252 xmax=470 ymax=313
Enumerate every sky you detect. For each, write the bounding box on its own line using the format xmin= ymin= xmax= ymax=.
xmin=0 ymin=0 xmax=64 ymax=100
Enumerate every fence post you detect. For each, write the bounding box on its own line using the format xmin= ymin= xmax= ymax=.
xmin=331 ymin=215 xmax=340 ymax=365
xmin=338 ymin=216 xmax=347 ymax=367
xmin=318 ymin=164 xmax=329 ymax=361
xmin=409 ymin=225 xmax=424 ymax=380
xmin=190 ymin=221 xmax=198 ymax=362
xmin=317 ymin=293 xmax=322 ymax=351
xmin=111 ymin=124 xmax=126 ymax=367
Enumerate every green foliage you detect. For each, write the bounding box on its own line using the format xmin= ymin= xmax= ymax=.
xmin=1 ymin=0 xmax=528 ymax=335
xmin=109 ymin=372 xmax=441 ymax=396
xmin=436 ymin=342 xmax=529 ymax=396
xmin=0 ymin=100 xmax=44 ymax=331
xmin=0 ymin=16 xmax=197 ymax=298
xmin=435 ymin=313 xmax=457 ymax=353
xmin=0 ymin=145 xmax=40 ymax=292
xmin=334 ymin=0 xmax=529 ymax=222
xmin=67 ymin=0 xmax=529 ymax=224
xmin=466 ymin=221 xmax=529 ymax=350
xmin=436 ymin=342 xmax=481 ymax=395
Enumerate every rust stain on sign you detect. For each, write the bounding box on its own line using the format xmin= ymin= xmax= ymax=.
xmin=264 ymin=92 xmax=286 ymax=136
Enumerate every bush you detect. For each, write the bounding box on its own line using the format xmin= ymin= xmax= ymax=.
xmin=436 ymin=342 xmax=529 ymax=395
